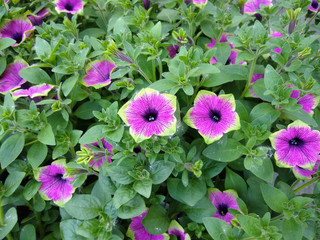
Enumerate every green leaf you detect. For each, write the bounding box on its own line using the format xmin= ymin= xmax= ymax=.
xmin=0 ymin=38 xmax=16 ymax=51
xmin=203 ymin=138 xmax=243 ymax=162
xmin=4 ymin=171 xmax=25 ymax=197
xmin=113 ymin=186 xmax=136 ymax=209
xmin=225 ymin=168 xmax=247 ymax=199
xmin=27 ymin=142 xmax=47 ymax=168
xmin=150 ymin=21 xmax=162 ymax=40
xmin=282 ymin=109 xmax=318 ymax=127
xmin=189 ymin=63 xmax=220 ymax=77
xmin=20 ymin=224 xmax=36 ymax=240
xmin=149 ymin=79 xmax=178 ymax=92
xmin=0 ymin=57 xmax=6 ymax=75
xmin=60 ymin=219 xmax=86 ymax=240
xmin=260 ymin=183 xmax=288 ymax=213
xmin=34 ymin=37 xmax=51 ymax=59
xmin=157 ymin=8 xmax=179 ymax=23
xmin=117 ymin=195 xmax=146 ymax=219
xmin=249 ymin=103 xmax=280 ymax=126
xmin=282 ymin=218 xmax=302 ymax=240
xmin=150 ymin=161 xmax=175 ymax=184
xmin=52 ymin=143 xmax=69 ymax=159
xmin=252 ymin=20 xmax=267 ymax=43
xmin=0 ymin=208 xmax=18 ymax=239
xmin=65 ymin=194 xmax=102 ymax=220
xmin=0 ymin=133 xmax=25 ymax=168
xmin=246 ymin=157 xmax=274 ymax=182
xmin=264 ymin=65 xmax=282 ymax=90
xmin=76 ymin=219 xmax=100 ymax=238
xmin=79 ymin=125 xmax=106 ymax=144
xmin=201 ymin=20 xmax=218 ymax=38
xmin=289 ymin=197 xmax=313 ymax=211
xmin=133 ymin=179 xmax=152 ymax=198
xmin=19 ymin=67 xmax=53 ymax=84
xmin=106 ymin=165 xmax=135 ymax=185
xmin=202 ymin=217 xmax=232 ymax=240
xmin=62 ymin=74 xmax=78 ymax=96
xmin=38 ymin=124 xmax=56 ymax=145
xmin=74 ymin=101 xmax=102 ymax=120
xmin=23 ymin=180 xmax=41 ymax=201
xmin=105 ymin=125 xmax=124 ymax=142
xmin=252 ymin=78 xmax=275 ymax=102
xmin=185 ymin=197 xmax=217 ymax=223
xmin=237 ymin=215 xmax=262 ymax=237
xmin=142 ymin=205 xmax=170 ymax=235
xmin=167 ymin=178 xmax=206 ymax=206
xmin=215 ymin=43 xmax=231 ymax=64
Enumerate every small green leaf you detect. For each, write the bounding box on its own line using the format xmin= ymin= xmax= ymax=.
xmin=79 ymin=125 xmax=106 ymax=144
xmin=4 ymin=171 xmax=25 ymax=197
xmin=0 ymin=133 xmax=25 ymax=168
xmin=23 ymin=180 xmax=41 ymax=201
xmin=0 ymin=207 xmax=18 ymax=239
xmin=185 ymin=197 xmax=217 ymax=223
xmin=150 ymin=161 xmax=175 ymax=184
xmin=38 ymin=124 xmax=55 ymax=145
xmin=202 ymin=217 xmax=232 ymax=240
xmin=142 ymin=205 xmax=170 ymax=235
xmin=27 ymin=142 xmax=47 ymax=168
xmin=249 ymin=103 xmax=280 ymax=126
xmin=260 ymin=183 xmax=288 ymax=213
xmin=117 ymin=195 xmax=146 ymax=219
xmin=282 ymin=218 xmax=302 ymax=240
xmin=133 ymin=179 xmax=152 ymax=198
xmin=19 ymin=67 xmax=53 ymax=85
xmin=237 ymin=215 xmax=262 ymax=237
xmin=113 ymin=186 xmax=136 ymax=209
xmin=264 ymin=65 xmax=282 ymax=90
xmin=20 ymin=224 xmax=36 ymax=240
xmin=225 ymin=168 xmax=247 ymax=199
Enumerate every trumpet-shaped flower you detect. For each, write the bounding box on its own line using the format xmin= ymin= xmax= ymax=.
xmin=293 ymin=161 xmax=319 ymax=180
xmin=27 ymin=8 xmax=50 ymax=26
xmin=127 ymin=209 xmax=169 ymax=240
xmin=168 ymin=220 xmax=191 ymax=240
xmin=83 ymin=60 xmax=116 ymax=88
xmin=0 ymin=19 xmax=34 ymax=46
xmin=209 ymin=188 xmax=240 ymax=225
xmin=244 ymin=0 xmax=271 ymax=13
xmin=55 ymin=0 xmax=84 ymax=14
xmin=167 ymin=44 xmax=179 ymax=58
xmin=0 ymin=61 xmax=27 ymax=93
xmin=193 ymin=0 xmax=208 ymax=8
xmin=83 ymin=138 xmax=113 ymax=169
xmin=309 ymin=0 xmax=319 ymax=12
xmin=118 ymin=88 xmax=177 ymax=143
xmin=184 ymin=90 xmax=240 ymax=144
xmin=288 ymin=89 xmax=319 ymax=115
xmin=12 ymin=84 xmax=54 ymax=99
xmin=142 ymin=0 xmax=150 ymax=9
xmin=269 ymin=120 xmax=320 ymax=169
xmin=37 ymin=162 xmax=75 ymax=206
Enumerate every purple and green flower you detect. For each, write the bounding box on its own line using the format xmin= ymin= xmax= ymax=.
xmin=269 ymin=120 xmax=320 ymax=170
xmin=309 ymin=0 xmax=319 ymax=12
xmin=168 ymin=220 xmax=191 ymax=240
xmin=244 ymin=0 xmax=271 ymax=13
xmin=0 ymin=18 xmax=34 ymax=46
xmin=118 ymin=88 xmax=177 ymax=143
xmin=167 ymin=44 xmax=179 ymax=58
xmin=55 ymin=0 xmax=84 ymax=14
xmin=11 ymin=83 xmax=54 ymax=99
xmin=293 ymin=161 xmax=319 ymax=180
xmin=209 ymin=188 xmax=240 ymax=225
xmin=183 ymin=90 xmax=240 ymax=144
xmin=82 ymin=59 xmax=116 ymax=89
xmin=193 ymin=0 xmax=208 ymax=9
xmin=27 ymin=8 xmax=50 ymax=26
xmin=0 ymin=61 xmax=27 ymax=93
xmin=83 ymin=138 xmax=113 ymax=169
xmin=289 ymin=89 xmax=319 ymax=115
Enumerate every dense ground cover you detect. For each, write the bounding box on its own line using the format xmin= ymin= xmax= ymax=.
xmin=0 ymin=0 xmax=320 ymax=239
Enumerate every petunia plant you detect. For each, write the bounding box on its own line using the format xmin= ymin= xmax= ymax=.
xmin=0 ymin=0 xmax=320 ymax=240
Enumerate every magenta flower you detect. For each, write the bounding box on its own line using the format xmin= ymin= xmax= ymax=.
xmin=274 ymin=47 xmax=282 ymax=54
xmin=55 ymin=0 xmax=84 ymax=14
xmin=244 ymin=0 xmax=271 ymax=13
xmin=12 ymin=84 xmax=54 ymax=99
xmin=167 ymin=44 xmax=179 ymax=58
xmin=168 ymin=220 xmax=191 ymax=240
xmin=0 ymin=19 xmax=34 ymax=46
xmin=83 ymin=60 xmax=116 ymax=89
xmin=83 ymin=138 xmax=113 ymax=169
xmin=287 ymin=86 xmax=319 ymax=114
xmin=118 ymin=88 xmax=177 ymax=143
xmin=269 ymin=120 xmax=320 ymax=170
xmin=183 ymin=90 xmax=240 ymax=144
xmin=293 ymin=161 xmax=319 ymax=180
xmin=27 ymin=8 xmax=50 ymax=26
xmin=142 ymin=0 xmax=150 ymax=9
xmin=309 ymin=0 xmax=319 ymax=12
xmin=127 ymin=209 xmax=169 ymax=240
xmin=193 ymin=0 xmax=208 ymax=8
xmin=246 ymin=73 xmax=264 ymax=98
xmin=0 ymin=61 xmax=27 ymax=93
xmin=37 ymin=161 xmax=75 ymax=206
xmin=209 ymin=188 xmax=240 ymax=225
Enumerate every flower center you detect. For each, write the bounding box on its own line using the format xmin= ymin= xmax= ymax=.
xmin=289 ymin=137 xmax=303 ymax=147
xmin=144 ymin=109 xmax=158 ymax=122
xmin=312 ymin=0 xmax=318 ymax=9
xmin=218 ymin=204 xmax=229 ymax=216
xmin=226 ymin=58 xmax=232 ymax=65
xmin=55 ymin=173 xmax=64 ymax=180
xmin=64 ymin=2 xmax=74 ymax=11
xmin=254 ymin=13 xmax=262 ymax=22
xmin=210 ymin=110 xmax=221 ymax=122
xmin=12 ymin=32 xmax=23 ymax=43
xmin=133 ymin=146 xmax=142 ymax=154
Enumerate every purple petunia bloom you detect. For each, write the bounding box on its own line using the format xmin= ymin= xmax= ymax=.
xmin=0 ymin=61 xmax=27 ymax=93
xmin=142 ymin=0 xmax=150 ymax=9
xmin=55 ymin=0 xmax=84 ymax=14
xmin=269 ymin=120 xmax=320 ymax=170
xmin=118 ymin=88 xmax=177 ymax=143
xmin=167 ymin=44 xmax=179 ymax=58
xmin=193 ymin=0 xmax=208 ymax=8
xmin=183 ymin=90 xmax=240 ymax=144
xmin=12 ymin=84 xmax=54 ymax=99
xmin=0 ymin=19 xmax=34 ymax=46
xmin=168 ymin=220 xmax=191 ymax=240
xmin=287 ymin=86 xmax=319 ymax=114
xmin=37 ymin=162 xmax=75 ymax=206
xmin=274 ymin=47 xmax=282 ymax=54
xmin=244 ymin=0 xmax=271 ymax=13
xmin=83 ymin=138 xmax=113 ymax=169
xmin=209 ymin=188 xmax=240 ymax=225
xmin=127 ymin=209 xmax=169 ymax=240
xmin=83 ymin=60 xmax=116 ymax=89
xmin=27 ymin=8 xmax=50 ymax=26
xmin=309 ymin=0 xmax=319 ymax=12
xmin=293 ymin=161 xmax=319 ymax=180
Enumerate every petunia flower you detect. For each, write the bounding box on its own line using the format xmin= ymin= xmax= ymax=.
xmin=0 ymin=19 xmax=34 ymax=46
xmin=287 ymin=86 xmax=319 ymax=115
xmin=245 ymin=73 xmax=264 ymax=98
xmin=184 ymin=90 xmax=240 ymax=144
xmin=193 ymin=0 xmax=208 ymax=9
xmin=55 ymin=0 xmax=84 ymax=14
xmin=269 ymin=120 xmax=320 ymax=170
xmin=293 ymin=161 xmax=319 ymax=180
xmin=83 ymin=60 xmax=116 ymax=89
xmin=127 ymin=209 xmax=169 ymax=240
xmin=0 ymin=61 xmax=27 ymax=93
xmin=167 ymin=44 xmax=179 ymax=58
xmin=118 ymin=88 xmax=177 ymax=143
xmin=12 ymin=84 xmax=54 ymax=99
xmin=27 ymin=8 xmax=50 ymax=26
xmin=142 ymin=0 xmax=150 ymax=10
xmin=244 ymin=0 xmax=271 ymax=13
xmin=168 ymin=220 xmax=191 ymax=240
xmin=83 ymin=138 xmax=113 ymax=169
xmin=309 ymin=0 xmax=319 ymax=12
xmin=208 ymin=188 xmax=240 ymax=225
xmin=36 ymin=161 xmax=75 ymax=206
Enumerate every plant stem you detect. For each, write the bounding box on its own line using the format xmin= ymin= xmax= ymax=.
xmin=152 ymin=59 xmax=156 ymax=82
xmin=294 ymin=176 xmax=320 ymax=193
xmin=137 ymin=68 xmax=153 ymax=84
xmin=157 ymin=56 xmax=162 ymax=79
xmin=291 ymin=180 xmax=300 ymax=189
xmin=239 ymin=54 xmax=258 ymax=99
xmin=24 ymin=139 xmax=38 ymax=147
xmin=271 ymin=213 xmax=284 ymax=221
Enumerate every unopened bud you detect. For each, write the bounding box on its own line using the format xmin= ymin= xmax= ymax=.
xmin=304 ymin=77 xmax=315 ymax=90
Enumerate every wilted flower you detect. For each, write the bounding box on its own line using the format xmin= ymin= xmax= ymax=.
xmin=37 ymin=162 xmax=75 ymax=206
xmin=309 ymin=0 xmax=319 ymax=12
xmin=168 ymin=220 xmax=191 ymax=240
xmin=127 ymin=209 xmax=169 ymax=240
xmin=167 ymin=44 xmax=179 ymax=58
xmin=27 ymin=8 xmax=50 ymax=26
xmin=209 ymin=188 xmax=240 ymax=225
xmin=55 ymin=0 xmax=84 ymax=14
xmin=293 ymin=161 xmax=319 ymax=180
xmin=269 ymin=120 xmax=320 ymax=170
xmin=12 ymin=84 xmax=54 ymax=99
xmin=0 ymin=61 xmax=27 ymax=93
xmin=83 ymin=60 xmax=116 ymax=88
xmin=193 ymin=0 xmax=208 ymax=9
xmin=183 ymin=90 xmax=240 ymax=144
xmin=118 ymin=88 xmax=177 ymax=143
xmin=0 ymin=19 xmax=34 ymax=46
xmin=83 ymin=138 xmax=113 ymax=169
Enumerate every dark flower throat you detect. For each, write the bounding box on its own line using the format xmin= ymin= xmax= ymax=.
xmin=289 ymin=137 xmax=303 ymax=147
xmin=144 ymin=109 xmax=158 ymax=122
xmin=64 ymin=2 xmax=74 ymax=11
xmin=12 ymin=32 xmax=23 ymax=43
xmin=210 ymin=110 xmax=221 ymax=123
xmin=218 ymin=204 xmax=229 ymax=216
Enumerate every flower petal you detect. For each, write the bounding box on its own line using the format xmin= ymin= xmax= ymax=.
xmin=55 ymin=0 xmax=84 ymax=14
xmin=0 ymin=19 xmax=34 ymax=46
xmin=83 ymin=60 xmax=116 ymax=88
xmin=0 ymin=61 xmax=27 ymax=93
